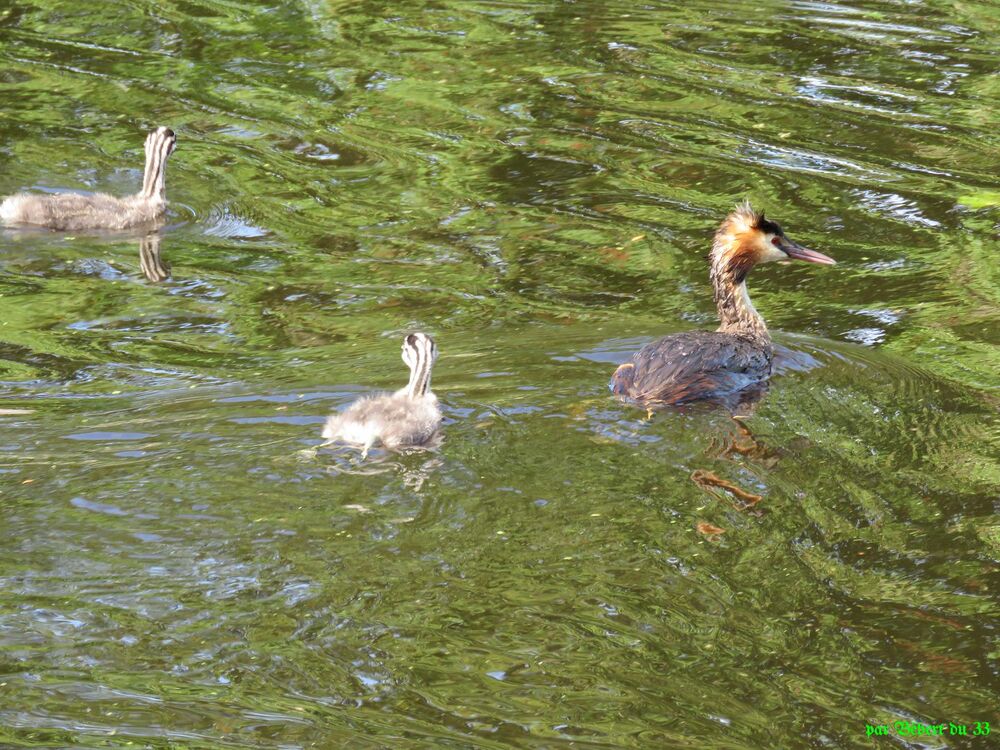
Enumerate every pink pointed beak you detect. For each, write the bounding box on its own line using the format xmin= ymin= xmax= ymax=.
xmin=777 ymin=237 xmax=836 ymax=265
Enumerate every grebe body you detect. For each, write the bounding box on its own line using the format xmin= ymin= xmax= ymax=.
xmin=323 ymin=333 xmax=442 ymax=457
xmin=0 ymin=127 xmax=176 ymax=231
xmin=611 ymin=203 xmax=835 ymax=405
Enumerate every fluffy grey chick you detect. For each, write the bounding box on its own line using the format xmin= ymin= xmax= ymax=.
xmin=322 ymin=333 xmax=442 ymax=458
xmin=1 ymin=126 xmax=176 ymax=231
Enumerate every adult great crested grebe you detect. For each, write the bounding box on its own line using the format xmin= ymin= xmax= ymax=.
xmin=610 ymin=202 xmax=836 ymax=405
xmin=0 ymin=127 xmax=177 ymax=231
xmin=322 ymin=333 xmax=442 ymax=458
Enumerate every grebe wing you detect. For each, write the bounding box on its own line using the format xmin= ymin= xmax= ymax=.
xmin=611 ymin=332 xmax=770 ymax=404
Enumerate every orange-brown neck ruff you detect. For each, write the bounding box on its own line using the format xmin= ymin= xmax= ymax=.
xmin=709 ymin=205 xmax=770 ymax=341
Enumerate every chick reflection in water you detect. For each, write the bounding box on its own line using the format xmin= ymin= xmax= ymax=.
xmin=321 ymin=333 xmax=443 ymax=460
xmin=138 ymin=233 xmax=170 ymax=282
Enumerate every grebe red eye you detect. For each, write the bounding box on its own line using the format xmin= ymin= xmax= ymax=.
xmin=771 ymin=236 xmax=781 ymax=246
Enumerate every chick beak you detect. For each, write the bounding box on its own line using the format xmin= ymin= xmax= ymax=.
xmin=776 ymin=236 xmax=836 ymax=265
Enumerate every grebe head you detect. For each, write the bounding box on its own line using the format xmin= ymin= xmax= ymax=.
xmin=147 ymin=126 xmax=177 ymax=154
xmin=141 ymin=126 xmax=177 ymax=201
xmin=709 ymin=202 xmax=835 ymax=339
xmin=401 ymin=332 xmax=438 ymax=398
xmin=712 ymin=201 xmax=835 ymax=280
xmin=402 ymin=332 xmax=438 ymax=368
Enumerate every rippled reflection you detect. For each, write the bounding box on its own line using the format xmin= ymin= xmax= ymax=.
xmin=137 ymin=233 xmax=169 ymax=283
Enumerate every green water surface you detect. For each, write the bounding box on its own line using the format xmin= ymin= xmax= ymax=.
xmin=1 ymin=1 xmax=998 ymax=748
